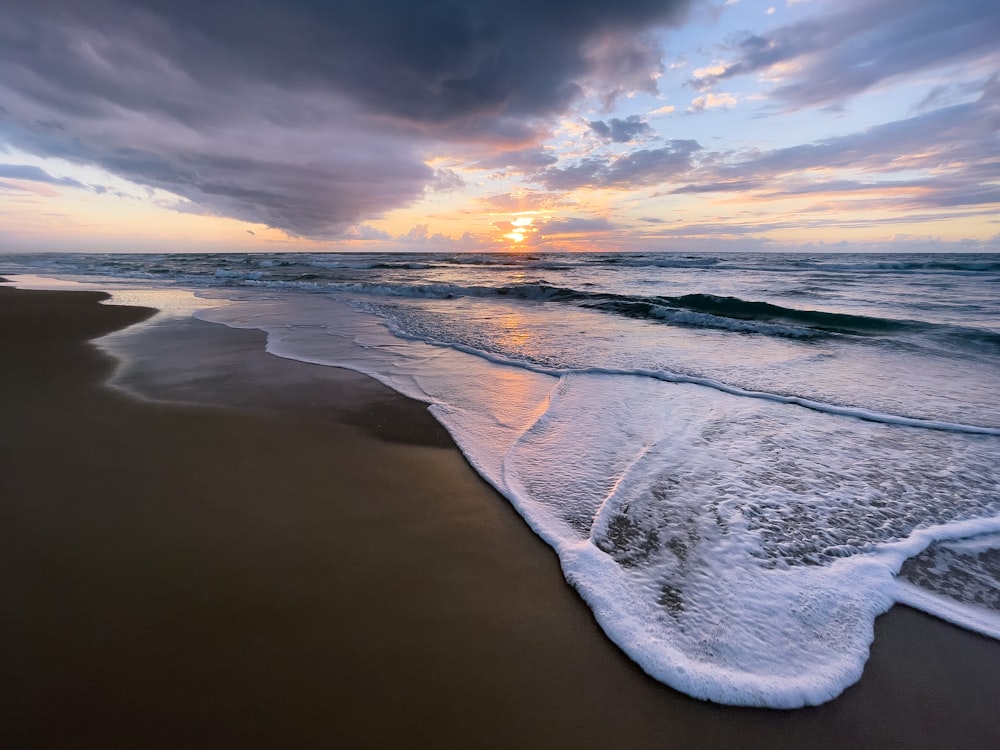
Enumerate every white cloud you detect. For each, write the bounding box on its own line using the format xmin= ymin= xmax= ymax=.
xmin=692 ymin=63 xmax=728 ymax=78
xmin=689 ymin=92 xmax=738 ymax=112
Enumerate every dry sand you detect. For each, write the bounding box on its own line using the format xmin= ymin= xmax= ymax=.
xmin=2 ymin=284 xmax=999 ymax=749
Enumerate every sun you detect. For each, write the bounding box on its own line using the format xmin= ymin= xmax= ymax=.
xmin=502 ymin=215 xmax=536 ymax=246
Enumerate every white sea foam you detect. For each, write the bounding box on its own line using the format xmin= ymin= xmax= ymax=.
xmin=495 ymin=371 xmax=1000 ymax=706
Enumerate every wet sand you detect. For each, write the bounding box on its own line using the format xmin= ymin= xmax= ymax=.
xmin=2 ymin=284 xmax=999 ymax=749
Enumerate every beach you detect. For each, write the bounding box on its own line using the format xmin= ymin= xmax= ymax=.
xmin=2 ymin=283 xmax=1000 ymax=749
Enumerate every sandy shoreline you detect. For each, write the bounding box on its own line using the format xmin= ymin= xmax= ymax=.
xmin=2 ymin=284 xmax=999 ymax=748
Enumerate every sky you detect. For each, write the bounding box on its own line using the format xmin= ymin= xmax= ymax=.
xmin=0 ymin=0 xmax=998 ymax=254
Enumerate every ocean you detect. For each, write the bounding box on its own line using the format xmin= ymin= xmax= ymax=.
xmin=5 ymin=250 xmax=999 ymax=708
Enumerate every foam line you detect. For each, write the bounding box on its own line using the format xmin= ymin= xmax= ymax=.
xmin=378 ymin=325 xmax=1000 ymax=435
xmin=894 ymin=580 xmax=1000 ymax=640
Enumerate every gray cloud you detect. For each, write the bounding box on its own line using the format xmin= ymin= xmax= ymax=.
xmin=478 ymin=191 xmax=564 ymax=213
xmin=584 ymin=30 xmax=666 ymax=110
xmin=670 ymin=76 xmax=1000 ymax=211
xmin=0 ymin=0 xmax=694 ymax=236
xmin=0 ymin=162 xmax=88 ymax=189
xmin=470 ymin=147 xmax=559 ymax=172
xmin=543 ymin=216 xmax=615 ymax=233
xmin=430 ymin=168 xmax=466 ymax=192
xmin=693 ymin=0 xmax=1000 ymax=109
xmin=588 ymin=115 xmax=654 ymax=143
xmin=538 ymin=140 xmax=702 ymax=190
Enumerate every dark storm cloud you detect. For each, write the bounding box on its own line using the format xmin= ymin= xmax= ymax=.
xmin=588 ymin=116 xmax=654 ymax=143
xmin=46 ymin=0 xmax=689 ymax=124
xmin=538 ymin=140 xmax=702 ymax=190
xmin=694 ymin=0 xmax=1000 ymax=109
xmin=670 ymin=76 xmax=1000 ymax=210
xmin=0 ymin=0 xmax=693 ymax=235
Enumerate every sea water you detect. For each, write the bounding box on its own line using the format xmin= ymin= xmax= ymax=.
xmin=4 ymin=251 xmax=999 ymax=707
